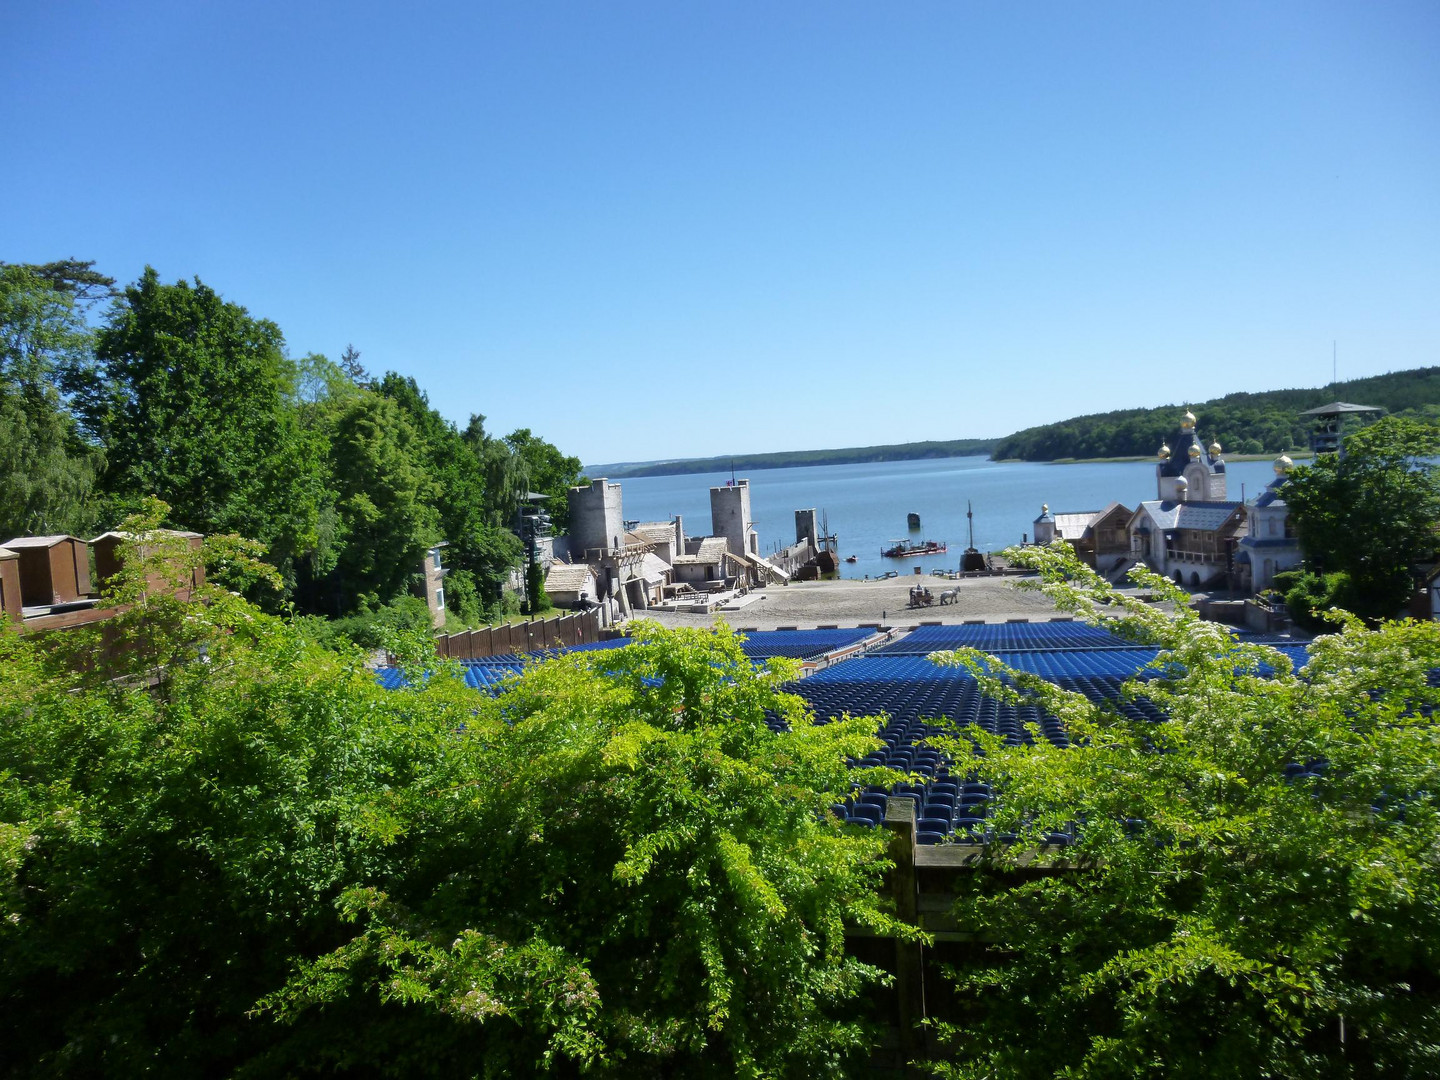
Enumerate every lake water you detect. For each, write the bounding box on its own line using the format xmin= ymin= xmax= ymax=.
xmin=610 ymin=456 xmax=1289 ymax=581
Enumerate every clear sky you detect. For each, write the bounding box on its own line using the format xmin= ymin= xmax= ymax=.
xmin=4 ymin=1 xmax=1437 ymax=466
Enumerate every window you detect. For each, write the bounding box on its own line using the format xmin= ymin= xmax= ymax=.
xmin=435 ymin=588 xmax=445 ymax=609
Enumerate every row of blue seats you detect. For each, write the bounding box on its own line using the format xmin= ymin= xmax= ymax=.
xmin=735 ymin=627 xmax=876 ymax=660
xmin=872 ymin=621 xmax=1131 ymax=655
xmin=873 ymin=620 xmax=1301 ymax=657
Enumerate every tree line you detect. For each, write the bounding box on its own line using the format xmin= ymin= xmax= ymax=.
xmin=594 ymin=437 xmax=998 ymax=479
xmin=991 ymin=366 xmax=1440 ymax=461
xmin=0 ymin=260 xmax=583 ymax=625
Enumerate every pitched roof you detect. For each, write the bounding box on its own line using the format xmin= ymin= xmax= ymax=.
xmin=1299 ymin=401 xmax=1382 ymax=416
xmin=1048 ymin=502 xmax=1131 ymax=542
xmin=89 ymin=529 xmax=204 ymax=543
xmin=1131 ymin=500 xmax=1244 ymax=532
xmin=545 ymin=563 xmax=596 ymax=595
xmin=1051 ymin=511 xmax=1101 ymax=541
xmin=1 ymin=534 xmax=83 ymax=549
xmin=675 ymin=536 xmax=729 ymax=564
xmin=0 ymin=547 xmax=16 ymax=560
xmin=638 ymin=552 xmax=671 ymax=584
xmin=631 ymin=524 xmax=676 ymax=546
xmin=1253 ymin=477 xmax=1290 ymax=508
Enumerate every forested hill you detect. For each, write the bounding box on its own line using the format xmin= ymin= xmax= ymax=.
xmin=992 ymin=367 xmax=1440 ymax=462
xmin=588 ymin=437 xmax=997 ymax=478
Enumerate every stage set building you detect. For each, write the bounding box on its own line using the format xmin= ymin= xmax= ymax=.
xmin=1034 ymin=409 xmax=1308 ymax=594
xmin=549 ymin=476 xmax=786 ymax=620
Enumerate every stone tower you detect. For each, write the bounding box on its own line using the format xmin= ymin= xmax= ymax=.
xmin=711 ymin=478 xmax=758 ymax=558
xmin=568 ymin=478 xmax=625 ymax=557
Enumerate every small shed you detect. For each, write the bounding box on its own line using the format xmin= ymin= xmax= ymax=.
xmin=0 ymin=547 xmax=20 ymax=624
xmin=545 ymin=562 xmax=599 ymax=609
xmin=1 ymin=535 xmax=93 ymax=607
xmin=90 ymin=529 xmax=205 ymax=597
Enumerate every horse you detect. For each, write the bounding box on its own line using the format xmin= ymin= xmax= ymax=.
xmin=938 ymin=588 xmax=959 ymax=606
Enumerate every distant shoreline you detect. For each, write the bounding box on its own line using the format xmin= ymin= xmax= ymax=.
xmin=1013 ymin=451 xmax=1315 ymax=466
xmin=591 ymin=448 xmax=1315 ymax=478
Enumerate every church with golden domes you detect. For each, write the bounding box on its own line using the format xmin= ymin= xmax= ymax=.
xmin=1036 ymin=409 xmax=1275 ymax=591
xmin=1123 ymin=410 xmax=1249 ymax=588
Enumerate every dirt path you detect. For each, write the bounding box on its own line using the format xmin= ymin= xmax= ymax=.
xmin=633 ymin=573 xmax=1064 ymax=631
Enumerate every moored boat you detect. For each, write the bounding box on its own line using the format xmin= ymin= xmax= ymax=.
xmin=881 ymin=539 xmax=947 ymax=558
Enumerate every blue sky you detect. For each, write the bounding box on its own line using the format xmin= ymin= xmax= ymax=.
xmin=4 ymin=2 xmax=1436 ymax=466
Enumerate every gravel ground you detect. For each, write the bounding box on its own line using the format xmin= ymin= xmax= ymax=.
xmin=632 ymin=573 xmax=1066 ymax=631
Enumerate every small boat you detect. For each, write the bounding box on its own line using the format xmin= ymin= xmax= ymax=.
xmin=844 ymin=555 xmax=858 ymax=563
xmin=881 ymin=539 xmax=947 ymax=558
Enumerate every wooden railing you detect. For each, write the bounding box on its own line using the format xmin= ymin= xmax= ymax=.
xmin=433 ymin=609 xmax=606 ymax=659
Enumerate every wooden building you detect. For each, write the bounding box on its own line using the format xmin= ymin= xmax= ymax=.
xmin=90 ymin=530 xmax=205 ymax=599
xmin=1 ymin=535 xmax=93 ymax=608
xmin=0 ymin=547 xmax=20 ymax=624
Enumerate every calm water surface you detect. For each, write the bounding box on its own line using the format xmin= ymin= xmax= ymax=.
xmin=611 ymin=457 xmax=1287 ymax=581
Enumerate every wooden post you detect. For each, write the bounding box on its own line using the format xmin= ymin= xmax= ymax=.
xmin=885 ymin=798 xmax=926 ymax=1057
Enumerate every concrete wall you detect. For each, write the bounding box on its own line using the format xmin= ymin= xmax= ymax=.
xmin=711 ymin=479 xmax=753 ymax=557
xmin=795 ymin=508 xmax=818 ymax=547
xmin=568 ymin=479 xmax=625 ymax=556
xmin=423 ymin=546 xmax=446 ymax=629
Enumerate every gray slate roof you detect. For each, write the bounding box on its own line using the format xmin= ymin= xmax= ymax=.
xmin=1133 ymin=500 xmax=1243 ymax=532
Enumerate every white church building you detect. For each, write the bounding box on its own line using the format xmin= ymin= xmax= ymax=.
xmin=1034 ymin=403 xmax=1379 ymax=597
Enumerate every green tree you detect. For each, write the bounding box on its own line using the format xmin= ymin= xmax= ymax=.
xmin=81 ymin=268 xmax=324 ymax=580
xmin=1284 ymin=416 xmax=1440 ymax=621
xmin=0 ymin=264 xmax=104 ymax=537
xmin=376 ymin=374 xmax=523 ymax=618
xmin=2 ymin=587 xmax=903 ymax=1074
xmin=504 ymin=427 xmax=585 ymax=533
xmin=925 ymin=543 xmax=1440 ymax=1079
xmin=325 ymin=390 xmax=440 ymax=612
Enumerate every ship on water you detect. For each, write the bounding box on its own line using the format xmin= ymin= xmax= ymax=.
xmin=881 ymin=538 xmax=947 ymax=558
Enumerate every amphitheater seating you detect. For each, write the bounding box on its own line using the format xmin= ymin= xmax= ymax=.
xmin=731 ymin=626 xmax=876 ymax=660
xmin=376 ymin=622 xmax=1321 ymax=846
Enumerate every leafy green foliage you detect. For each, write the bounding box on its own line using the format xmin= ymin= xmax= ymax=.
xmin=1277 ymin=569 xmax=1358 ymax=632
xmin=502 ymin=427 xmax=585 ymax=532
xmin=1283 ymin=417 xmax=1440 ymax=622
xmin=324 ymin=391 xmax=440 ymax=611
xmin=81 ymin=268 xmax=325 ymax=576
xmin=2 ymin=582 xmax=902 ymax=1075
xmin=992 ymin=367 xmax=1440 ymax=461
xmin=0 ymin=264 xmax=104 ymax=537
xmin=925 ymin=543 xmax=1440 ymax=1079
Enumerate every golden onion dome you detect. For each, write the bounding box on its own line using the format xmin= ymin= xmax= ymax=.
xmin=1157 ymin=443 xmax=1171 ymax=460
xmin=1188 ymin=443 xmax=1202 ymax=458
xmin=1274 ymin=453 xmax=1294 ymax=475
xmin=1181 ymin=410 xmax=1197 ymax=429
xmin=1209 ymin=440 xmax=1222 ymax=456
xmin=1041 ymin=503 xmax=1050 ymax=515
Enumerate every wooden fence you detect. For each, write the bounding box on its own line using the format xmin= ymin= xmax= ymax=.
xmin=433 ymin=609 xmax=606 ymax=659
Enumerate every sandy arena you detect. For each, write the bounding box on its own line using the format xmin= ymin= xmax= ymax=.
xmin=633 ymin=573 xmax=1066 ymax=632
